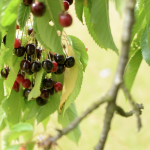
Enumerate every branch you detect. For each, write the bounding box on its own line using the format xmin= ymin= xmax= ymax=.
xmin=38 ymin=96 xmax=111 ymax=148
xmin=95 ymin=0 xmax=136 ymax=149
xmin=121 ymin=83 xmax=142 ymax=131
xmin=116 ymin=104 xmax=144 ymax=117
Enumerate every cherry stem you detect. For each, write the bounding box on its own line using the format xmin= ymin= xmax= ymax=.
xmin=25 ymin=25 xmax=29 ymax=43
xmin=21 ymin=28 xmax=24 ymax=43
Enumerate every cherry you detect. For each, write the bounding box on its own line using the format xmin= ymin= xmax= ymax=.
xmin=14 ymin=46 xmax=26 ymax=57
xmin=54 ymin=54 xmax=65 ymax=64
xmin=54 ymin=82 xmax=63 ymax=92
xmin=3 ymin=35 xmax=6 ymax=45
xmin=14 ymin=38 xmax=21 ymax=48
xmin=24 ymin=55 xmax=31 ymax=62
xmin=41 ymin=89 xmax=50 ymax=99
xmin=20 ymin=60 xmax=31 ymax=71
xmin=49 ymin=86 xmax=55 ymax=95
xmin=16 ymin=74 xmax=24 ymax=83
xmin=49 ymin=52 xmax=54 ymax=61
xmin=65 ymin=56 xmax=75 ymax=68
xmin=55 ymin=64 xmax=65 ymax=74
xmin=31 ymin=2 xmax=46 ymax=17
xmin=36 ymin=47 xmax=42 ymax=59
xmin=23 ymin=0 xmax=33 ymax=6
xmin=22 ymin=79 xmax=31 ymax=88
xmin=24 ymin=88 xmax=31 ymax=99
xmin=12 ymin=81 xmax=20 ymax=92
xmin=31 ymin=61 xmax=41 ymax=73
xmin=64 ymin=1 xmax=69 ymax=11
xmin=26 ymin=69 xmax=33 ymax=75
xmin=16 ymin=24 xmax=20 ymax=29
xmin=85 ymin=47 xmax=88 ymax=51
xmin=28 ymin=27 xmax=33 ymax=35
xmin=51 ymin=61 xmax=58 ymax=72
xmin=65 ymin=0 xmax=73 ymax=5
xmin=59 ymin=13 xmax=72 ymax=27
xmin=36 ymin=96 xmax=48 ymax=106
xmin=1 ymin=67 xmax=10 ymax=78
xmin=26 ymin=43 xmax=35 ymax=55
xmin=42 ymin=59 xmax=53 ymax=72
xmin=43 ymin=78 xmax=54 ymax=89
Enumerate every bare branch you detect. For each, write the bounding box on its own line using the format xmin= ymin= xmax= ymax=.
xmin=121 ymin=83 xmax=142 ymax=131
xmin=39 ymin=96 xmax=111 ymax=148
xmin=95 ymin=0 xmax=136 ymax=149
xmin=116 ymin=104 xmax=144 ymax=117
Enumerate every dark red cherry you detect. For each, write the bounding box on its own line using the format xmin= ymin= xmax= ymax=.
xmin=16 ymin=74 xmax=24 ymax=83
xmin=36 ymin=47 xmax=42 ymax=59
xmin=31 ymin=2 xmax=46 ymax=17
xmin=54 ymin=82 xmax=63 ymax=92
xmin=14 ymin=46 xmax=26 ymax=57
xmin=14 ymin=38 xmax=21 ymax=48
xmin=43 ymin=78 xmax=54 ymax=89
xmin=28 ymin=27 xmax=33 ymax=35
xmin=24 ymin=88 xmax=31 ymax=99
xmin=65 ymin=0 xmax=73 ymax=5
xmin=54 ymin=54 xmax=65 ymax=64
xmin=51 ymin=61 xmax=58 ymax=72
xmin=65 ymin=56 xmax=75 ymax=68
xmin=1 ymin=67 xmax=10 ymax=78
xmin=42 ymin=59 xmax=53 ymax=72
xmin=12 ymin=81 xmax=20 ymax=92
xmin=26 ymin=69 xmax=33 ymax=75
xmin=55 ymin=64 xmax=65 ymax=74
xmin=64 ymin=1 xmax=69 ymax=11
xmin=24 ymin=55 xmax=31 ymax=62
xmin=41 ymin=89 xmax=50 ymax=99
xmin=36 ymin=96 xmax=48 ymax=106
xmin=23 ymin=0 xmax=33 ymax=6
xmin=26 ymin=43 xmax=35 ymax=55
xmin=48 ymin=86 xmax=55 ymax=95
xmin=3 ymin=35 xmax=6 ymax=45
xmin=31 ymin=61 xmax=41 ymax=73
xmin=59 ymin=13 xmax=72 ymax=27
xmin=22 ymin=79 xmax=31 ymax=88
xmin=16 ymin=24 xmax=20 ymax=29
xmin=20 ymin=60 xmax=31 ymax=71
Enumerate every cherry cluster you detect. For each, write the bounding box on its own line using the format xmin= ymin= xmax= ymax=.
xmin=23 ymin=0 xmax=73 ymax=27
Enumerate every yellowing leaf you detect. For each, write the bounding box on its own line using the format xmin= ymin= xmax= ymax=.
xmin=59 ymin=46 xmax=78 ymax=113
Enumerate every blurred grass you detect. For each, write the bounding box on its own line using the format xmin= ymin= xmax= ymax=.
xmin=36 ymin=2 xmax=150 ymax=150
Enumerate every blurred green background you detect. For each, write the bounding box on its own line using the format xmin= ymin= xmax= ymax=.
xmin=35 ymin=2 xmax=150 ymax=150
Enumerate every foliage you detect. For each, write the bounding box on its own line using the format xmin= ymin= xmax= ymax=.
xmin=0 ymin=0 xmax=148 ymax=149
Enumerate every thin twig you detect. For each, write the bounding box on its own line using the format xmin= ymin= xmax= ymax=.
xmin=116 ymin=104 xmax=144 ymax=117
xmin=121 ymin=83 xmax=142 ymax=131
xmin=38 ymin=96 xmax=111 ymax=148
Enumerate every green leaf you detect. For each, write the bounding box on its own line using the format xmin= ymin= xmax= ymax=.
xmin=0 ymin=106 xmax=6 ymax=131
xmin=0 ymin=77 xmax=5 ymax=104
xmin=141 ymin=27 xmax=150 ymax=65
xmin=5 ymin=145 xmax=20 ymax=150
xmin=3 ymin=123 xmax=33 ymax=144
xmin=2 ymin=89 xmax=23 ymax=125
xmin=84 ymin=7 xmax=103 ymax=48
xmin=42 ymin=116 xmax=50 ymax=130
xmin=58 ymin=102 xmax=81 ymax=145
xmin=75 ymin=0 xmax=84 ymax=23
xmin=1 ymin=0 xmax=20 ymax=29
xmin=17 ymin=2 xmax=30 ymax=30
xmin=67 ymin=35 xmax=88 ymax=71
xmin=86 ymin=0 xmax=92 ymax=12
xmin=114 ymin=0 xmax=125 ymax=16
xmin=25 ymin=100 xmax=40 ymax=120
xmin=124 ymin=50 xmax=142 ymax=91
xmin=36 ymin=94 xmax=60 ymax=124
xmin=144 ymin=0 xmax=150 ymax=22
xmin=131 ymin=7 xmax=146 ymax=41
xmin=33 ymin=0 xmax=63 ymax=54
xmin=91 ymin=0 xmax=118 ymax=53
xmin=28 ymin=69 xmax=44 ymax=100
